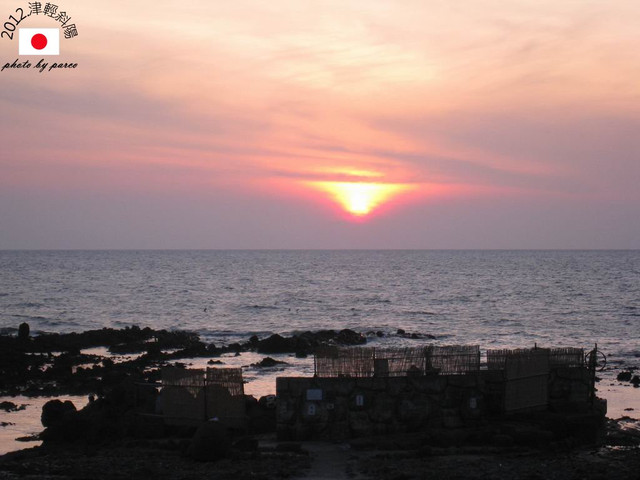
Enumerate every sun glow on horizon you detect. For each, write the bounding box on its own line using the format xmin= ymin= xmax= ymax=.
xmin=309 ymin=181 xmax=413 ymax=218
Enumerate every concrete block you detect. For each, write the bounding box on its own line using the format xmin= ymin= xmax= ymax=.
xmin=276 ymin=399 xmax=296 ymax=424
xmin=329 ymin=421 xmax=350 ymax=441
xmin=334 ymin=379 xmax=355 ymax=396
xmin=288 ymin=378 xmax=311 ymax=397
xmin=349 ymin=411 xmax=373 ymax=437
xmin=388 ymin=378 xmax=411 ymax=397
xmin=369 ymin=393 xmax=395 ymax=423
xmin=415 ymin=376 xmax=447 ymax=394
xmin=275 ymin=377 xmax=289 ymax=395
xmin=442 ymin=415 xmax=464 ymax=429
xmin=397 ymin=397 xmax=430 ymax=425
xmin=447 ymin=374 xmax=479 ymax=388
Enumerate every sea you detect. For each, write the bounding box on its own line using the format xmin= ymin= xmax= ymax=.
xmin=1 ymin=250 xmax=639 ymax=355
xmin=0 ymin=250 xmax=639 ymax=453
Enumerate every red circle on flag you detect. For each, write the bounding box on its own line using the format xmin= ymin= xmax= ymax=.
xmin=31 ymin=33 xmax=48 ymax=50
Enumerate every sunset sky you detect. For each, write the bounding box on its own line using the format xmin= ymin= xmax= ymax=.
xmin=1 ymin=0 xmax=639 ymax=249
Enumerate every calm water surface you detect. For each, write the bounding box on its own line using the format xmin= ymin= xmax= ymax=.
xmin=1 ymin=250 xmax=638 ymax=358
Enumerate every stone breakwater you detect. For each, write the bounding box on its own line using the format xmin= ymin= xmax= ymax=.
xmin=276 ymin=367 xmax=604 ymax=445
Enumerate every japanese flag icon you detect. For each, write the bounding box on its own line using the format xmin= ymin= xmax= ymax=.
xmin=19 ymin=28 xmax=59 ymax=55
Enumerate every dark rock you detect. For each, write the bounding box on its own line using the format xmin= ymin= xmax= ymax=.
xmin=0 ymin=401 xmax=26 ymax=412
xmin=41 ymin=380 xmax=142 ymax=444
xmin=0 ymin=326 xmax=227 ymax=398
xmin=246 ymin=396 xmax=277 ymax=433
xmin=68 ymin=345 xmax=82 ymax=356
xmin=109 ymin=342 xmax=147 ymax=354
xmin=336 ymin=329 xmax=366 ymax=346
xmin=188 ymin=420 xmax=231 ymax=461
xmin=298 ymin=330 xmax=334 ymax=346
xmin=252 ymin=357 xmax=287 ymax=368
xmin=617 ymin=371 xmax=633 ymax=382
xmin=259 ymin=395 xmax=277 ymax=409
xmin=293 ymin=337 xmax=312 ymax=357
xmin=31 ymin=326 xmax=154 ymax=354
xmin=395 ymin=329 xmax=436 ymax=340
xmin=632 ymin=376 xmax=640 ymax=387
xmin=257 ymin=329 xmax=365 ymax=354
xmin=41 ymin=399 xmax=77 ymax=428
xmin=244 ymin=395 xmax=258 ymax=409
xmin=257 ymin=334 xmax=294 ymax=354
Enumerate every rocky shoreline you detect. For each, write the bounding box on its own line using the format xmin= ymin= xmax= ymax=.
xmin=0 ymin=324 xmax=381 ymax=398
xmin=1 ymin=325 xmax=639 ymax=479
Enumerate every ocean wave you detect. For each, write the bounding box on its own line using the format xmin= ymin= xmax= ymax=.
xmin=10 ymin=314 xmax=49 ymax=321
xmin=244 ymin=305 xmax=279 ymax=310
xmin=36 ymin=319 xmax=68 ymax=327
xmin=12 ymin=302 xmax=44 ymax=308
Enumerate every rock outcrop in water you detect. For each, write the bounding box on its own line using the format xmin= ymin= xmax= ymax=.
xmin=0 ymin=324 xmax=380 ymax=398
xmin=616 ymin=369 xmax=640 ymax=387
xmin=256 ymin=329 xmax=366 ymax=355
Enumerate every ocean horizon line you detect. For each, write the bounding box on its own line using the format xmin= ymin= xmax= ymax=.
xmin=1 ymin=248 xmax=639 ymax=252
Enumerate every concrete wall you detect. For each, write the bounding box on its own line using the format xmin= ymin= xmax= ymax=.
xmin=277 ymin=374 xmax=491 ymax=441
xmin=549 ymin=367 xmax=593 ymax=409
xmin=276 ymin=367 xmax=593 ymax=441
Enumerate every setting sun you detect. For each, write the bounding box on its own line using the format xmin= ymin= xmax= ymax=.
xmin=308 ymin=181 xmax=413 ymax=218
